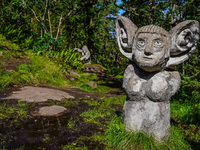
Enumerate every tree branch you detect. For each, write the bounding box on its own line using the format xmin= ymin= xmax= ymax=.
xmin=29 ymin=7 xmax=40 ymax=22
xmin=56 ymin=14 xmax=63 ymax=40
xmin=152 ymin=0 xmax=161 ymax=10
xmin=48 ymin=9 xmax=52 ymax=38
xmin=42 ymin=0 xmax=49 ymax=21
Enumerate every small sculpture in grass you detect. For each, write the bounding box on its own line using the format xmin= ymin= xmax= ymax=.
xmin=74 ymin=45 xmax=105 ymax=74
xmin=115 ymin=16 xmax=199 ymax=142
xmin=74 ymin=45 xmax=91 ymax=61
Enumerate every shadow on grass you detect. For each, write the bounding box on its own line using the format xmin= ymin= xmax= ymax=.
xmin=97 ymin=74 xmax=123 ymax=89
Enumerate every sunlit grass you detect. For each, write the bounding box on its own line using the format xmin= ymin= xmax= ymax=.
xmin=105 ymin=115 xmax=191 ymax=150
xmin=0 ymin=53 xmax=70 ymax=90
xmin=80 ymin=96 xmax=126 ymax=125
xmin=0 ymin=34 xmax=20 ymax=50
xmin=70 ymin=73 xmax=119 ymax=93
xmin=170 ymin=100 xmax=200 ymax=146
xmin=171 ymin=100 xmax=200 ymax=125
xmin=75 ymin=94 xmax=199 ymax=149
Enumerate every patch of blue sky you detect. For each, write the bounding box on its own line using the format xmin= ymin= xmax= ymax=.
xmin=117 ymin=0 xmax=126 ymax=15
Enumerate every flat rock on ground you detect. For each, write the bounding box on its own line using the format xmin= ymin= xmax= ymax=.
xmin=2 ymin=86 xmax=74 ymax=102
xmin=38 ymin=105 xmax=67 ymax=116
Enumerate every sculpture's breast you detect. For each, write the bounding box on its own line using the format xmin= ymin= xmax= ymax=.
xmin=123 ymin=64 xmax=147 ymax=101
xmin=145 ymin=70 xmax=181 ymax=102
xmin=123 ymin=63 xmax=181 ymax=102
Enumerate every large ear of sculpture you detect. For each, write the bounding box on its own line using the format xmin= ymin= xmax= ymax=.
xmin=166 ymin=20 xmax=199 ymax=67
xmin=115 ymin=16 xmax=138 ymax=60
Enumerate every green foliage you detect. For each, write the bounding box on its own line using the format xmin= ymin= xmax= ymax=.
xmin=0 ymin=0 xmax=122 ymax=75
xmin=33 ymin=33 xmax=62 ymax=53
xmin=55 ymin=47 xmax=84 ymax=71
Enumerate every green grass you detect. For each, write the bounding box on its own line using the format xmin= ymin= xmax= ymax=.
xmin=71 ymin=95 xmax=200 ymax=150
xmin=70 ymin=73 xmax=119 ymax=93
xmin=80 ymin=96 xmax=126 ymax=126
xmin=0 ymin=100 xmax=34 ymax=126
xmin=0 ymin=53 xmax=69 ymax=90
xmin=73 ymin=113 xmax=192 ymax=150
xmin=171 ymin=100 xmax=200 ymax=125
xmin=0 ymin=34 xmax=20 ymax=50
xmin=170 ymin=100 xmax=200 ymax=146
xmin=105 ymin=115 xmax=191 ymax=150
xmin=67 ymin=120 xmax=76 ymax=129
xmin=45 ymin=99 xmax=80 ymax=107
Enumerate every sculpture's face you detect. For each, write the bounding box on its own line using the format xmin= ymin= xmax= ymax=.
xmin=116 ymin=16 xmax=199 ymax=71
xmin=133 ymin=32 xmax=169 ymax=72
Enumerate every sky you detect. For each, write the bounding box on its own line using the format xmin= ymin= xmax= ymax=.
xmin=116 ymin=0 xmax=126 ymax=15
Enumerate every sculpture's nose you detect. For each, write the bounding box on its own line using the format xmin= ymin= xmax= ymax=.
xmin=144 ymin=41 xmax=153 ymax=55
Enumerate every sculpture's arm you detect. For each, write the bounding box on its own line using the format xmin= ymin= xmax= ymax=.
xmin=79 ymin=45 xmax=90 ymax=61
xmin=73 ymin=48 xmax=83 ymax=53
xmin=73 ymin=45 xmax=90 ymax=61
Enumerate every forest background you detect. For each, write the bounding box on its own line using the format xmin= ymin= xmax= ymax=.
xmin=0 ymin=0 xmax=200 ymax=125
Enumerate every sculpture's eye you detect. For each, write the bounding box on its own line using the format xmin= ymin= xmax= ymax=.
xmin=154 ymin=40 xmax=163 ymax=47
xmin=137 ymin=39 xmax=146 ymax=48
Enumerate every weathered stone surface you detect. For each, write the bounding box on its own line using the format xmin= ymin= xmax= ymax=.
xmin=115 ymin=15 xmax=199 ymax=142
xmin=116 ymin=16 xmax=199 ymax=70
xmin=3 ymin=86 xmax=74 ymax=102
xmin=123 ymin=99 xmax=170 ymax=142
xmin=84 ymin=64 xmax=105 ymax=74
xmin=38 ymin=105 xmax=67 ymax=116
xmin=123 ymin=63 xmax=181 ymax=102
xmin=74 ymin=45 xmax=90 ymax=61
xmin=69 ymin=70 xmax=80 ymax=77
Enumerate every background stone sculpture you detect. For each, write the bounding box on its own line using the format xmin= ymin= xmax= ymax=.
xmin=115 ymin=16 xmax=199 ymax=142
xmin=74 ymin=45 xmax=91 ymax=61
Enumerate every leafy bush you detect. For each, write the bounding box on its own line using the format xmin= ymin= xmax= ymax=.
xmin=55 ymin=47 xmax=84 ymax=72
xmin=33 ymin=33 xmax=62 ymax=54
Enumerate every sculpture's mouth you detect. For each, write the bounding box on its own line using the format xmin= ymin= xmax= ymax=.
xmin=142 ymin=57 xmax=152 ymax=61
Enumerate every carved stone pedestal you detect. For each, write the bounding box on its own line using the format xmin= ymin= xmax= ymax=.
xmin=123 ymin=99 xmax=170 ymax=142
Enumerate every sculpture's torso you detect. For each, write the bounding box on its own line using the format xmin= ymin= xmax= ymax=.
xmin=123 ymin=63 xmax=181 ymax=102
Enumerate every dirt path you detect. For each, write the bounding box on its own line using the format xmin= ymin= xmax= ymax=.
xmin=0 ymin=85 xmax=118 ymax=116
xmin=0 ymin=85 xmax=124 ymax=149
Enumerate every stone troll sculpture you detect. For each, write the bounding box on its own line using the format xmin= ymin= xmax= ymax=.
xmin=74 ymin=45 xmax=91 ymax=61
xmin=115 ymin=16 xmax=199 ymax=142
